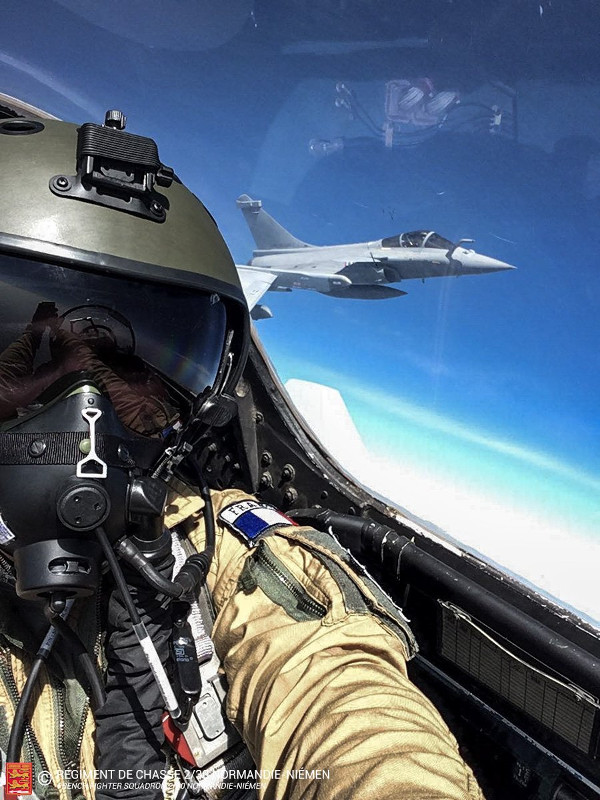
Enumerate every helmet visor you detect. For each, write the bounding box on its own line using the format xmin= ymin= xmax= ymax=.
xmin=0 ymin=254 xmax=229 ymax=436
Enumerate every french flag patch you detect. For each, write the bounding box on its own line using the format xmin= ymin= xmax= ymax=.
xmin=219 ymin=500 xmax=297 ymax=544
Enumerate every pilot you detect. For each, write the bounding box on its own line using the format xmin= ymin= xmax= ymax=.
xmin=0 ymin=302 xmax=179 ymax=436
xmin=0 ymin=112 xmax=484 ymax=800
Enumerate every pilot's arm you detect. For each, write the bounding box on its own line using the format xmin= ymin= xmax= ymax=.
xmin=49 ymin=328 xmax=176 ymax=436
xmin=0 ymin=302 xmax=59 ymax=418
xmin=168 ymin=487 xmax=484 ymax=800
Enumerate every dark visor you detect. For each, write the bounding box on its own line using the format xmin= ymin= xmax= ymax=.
xmin=0 ymin=254 xmax=228 ymax=434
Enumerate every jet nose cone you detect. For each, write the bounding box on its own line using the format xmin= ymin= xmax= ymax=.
xmin=480 ymin=256 xmax=516 ymax=273
xmin=455 ymin=250 xmax=517 ymax=274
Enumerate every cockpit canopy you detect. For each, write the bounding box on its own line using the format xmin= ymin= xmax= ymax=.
xmin=382 ymin=231 xmax=454 ymax=249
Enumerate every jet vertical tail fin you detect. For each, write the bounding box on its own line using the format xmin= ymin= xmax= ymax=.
xmin=237 ymin=194 xmax=312 ymax=250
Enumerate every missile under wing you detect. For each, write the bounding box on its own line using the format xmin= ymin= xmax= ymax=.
xmin=236 ymin=194 xmax=515 ymax=312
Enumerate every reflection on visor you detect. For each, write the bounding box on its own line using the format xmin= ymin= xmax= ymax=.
xmin=0 ymin=256 xmax=229 ymax=437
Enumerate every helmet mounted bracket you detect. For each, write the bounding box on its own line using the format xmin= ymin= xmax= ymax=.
xmin=49 ymin=110 xmax=175 ymax=222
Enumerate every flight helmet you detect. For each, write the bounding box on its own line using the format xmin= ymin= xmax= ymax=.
xmin=0 ymin=110 xmax=249 ymax=599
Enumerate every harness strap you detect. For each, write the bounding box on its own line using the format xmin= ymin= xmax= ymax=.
xmin=0 ymin=432 xmax=161 ymax=469
xmin=170 ymin=531 xmax=257 ymax=800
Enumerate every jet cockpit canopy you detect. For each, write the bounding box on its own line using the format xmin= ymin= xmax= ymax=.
xmin=382 ymin=231 xmax=454 ymax=249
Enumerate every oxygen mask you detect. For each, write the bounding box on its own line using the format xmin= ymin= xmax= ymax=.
xmin=0 ymin=375 xmax=168 ymax=600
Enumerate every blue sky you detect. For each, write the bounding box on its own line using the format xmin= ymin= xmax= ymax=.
xmin=1 ymin=1 xmax=600 ymax=616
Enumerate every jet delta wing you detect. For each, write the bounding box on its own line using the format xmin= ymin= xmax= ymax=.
xmin=235 ymin=194 xmax=515 ymax=315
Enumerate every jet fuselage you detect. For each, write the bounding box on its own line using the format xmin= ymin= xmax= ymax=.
xmin=250 ymin=240 xmax=515 ymax=282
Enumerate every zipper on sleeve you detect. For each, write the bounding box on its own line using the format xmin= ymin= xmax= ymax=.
xmin=238 ymin=539 xmax=328 ymax=622
xmin=0 ymin=646 xmax=54 ymax=796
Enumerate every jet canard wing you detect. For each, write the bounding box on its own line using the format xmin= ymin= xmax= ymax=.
xmin=237 ymin=266 xmax=279 ymax=310
xmin=237 ymin=263 xmax=352 ymax=306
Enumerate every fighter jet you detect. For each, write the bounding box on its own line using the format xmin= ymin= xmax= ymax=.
xmin=236 ymin=194 xmax=515 ymax=314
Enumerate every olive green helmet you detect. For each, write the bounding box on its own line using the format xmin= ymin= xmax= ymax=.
xmin=0 ymin=111 xmax=249 ymax=437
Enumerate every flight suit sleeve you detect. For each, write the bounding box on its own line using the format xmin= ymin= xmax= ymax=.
xmin=0 ymin=328 xmax=45 ymax=416
xmin=49 ymin=330 xmax=174 ymax=436
xmin=169 ymin=487 xmax=484 ymax=800
xmin=0 ymin=328 xmax=39 ymax=378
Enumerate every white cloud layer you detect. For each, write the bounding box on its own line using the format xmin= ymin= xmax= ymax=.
xmin=286 ymin=378 xmax=600 ymax=626
xmin=341 ymin=380 xmax=600 ymax=494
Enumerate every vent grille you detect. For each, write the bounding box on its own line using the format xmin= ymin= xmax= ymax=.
xmin=439 ymin=602 xmax=597 ymax=755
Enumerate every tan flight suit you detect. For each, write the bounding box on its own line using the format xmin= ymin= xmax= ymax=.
xmin=166 ymin=486 xmax=484 ymax=800
xmin=0 ymin=485 xmax=484 ymax=800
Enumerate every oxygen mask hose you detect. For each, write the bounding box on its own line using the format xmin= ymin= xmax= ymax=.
xmin=115 ymin=459 xmax=215 ymax=601
xmin=43 ymin=598 xmax=106 ymax=711
xmin=94 ymin=524 xmax=177 ymax=800
xmin=6 ymin=599 xmax=75 ymax=764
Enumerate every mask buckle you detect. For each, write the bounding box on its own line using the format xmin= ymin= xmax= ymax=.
xmin=76 ymin=407 xmax=107 ymax=479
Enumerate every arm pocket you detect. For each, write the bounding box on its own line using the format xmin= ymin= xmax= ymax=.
xmin=237 ymin=539 xmax=328 ymax=622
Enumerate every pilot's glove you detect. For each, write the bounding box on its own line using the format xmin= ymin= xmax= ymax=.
xmin=166 ymin=486 xmax=484 ymax=800
xmin=29 ymin=301 xmax=59 ymax=340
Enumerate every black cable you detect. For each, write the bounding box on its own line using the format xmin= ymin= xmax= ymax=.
xmin=95 ymin=526 xmax=183 ymax=719
xmin=449 ymin=101 xmax=495 ymax=114
xmin=392 ymin=117 xmax=446 ymax=136
xmin=196 ymin=463 xmax=216 ymax=561
xmin=444 ymin=113 xmax=494 ymax=132
xmin=186 ymin=457 xmax=215 ymax=581
xmin=95 ymin=524 xmax=142 ymax=626
xmin=161 ymin=460 xmax=215 ymax=598
xmin=344 ymin=86 xmax=385 ymax=135
xmin=6 ymin=653 xmax=47 ymax=763
xmin=7 ymin=602 xmax=79 ymax=763
xmin=44 ymin=606 xmax=106 ymax=711
xmin=94 ymin=531 xmax=175 ymax=800
xmin=351 ymin=102 xmax=384 ymax=136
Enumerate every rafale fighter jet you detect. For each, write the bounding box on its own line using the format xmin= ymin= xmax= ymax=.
xmin=236 ymin=193 xmax=515 ymax=313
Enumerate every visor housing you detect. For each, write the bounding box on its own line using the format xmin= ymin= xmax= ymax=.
xmin=0 ymin=254 xmax=229 ymax=436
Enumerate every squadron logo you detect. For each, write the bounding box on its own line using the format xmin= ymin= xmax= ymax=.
xmin=4 ymin=763 xmax=32 ymax=797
